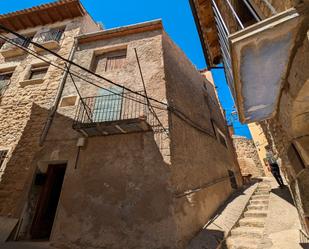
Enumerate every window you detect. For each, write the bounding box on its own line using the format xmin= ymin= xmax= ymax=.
xmin=0 ymin=71 xmax=13 ymax=94
xmin=38 ymin=28 xmax=64 ymax=43
xmin=92 ymin=49 xmax=127 ymax=73
xmin=105 ymin=50 xmax=127 ymax=71
xmin=60 ymin=96 xmax=77 ymax=107
xmin=0 ymin=150 xmax=8 ymax=169
xmin=29 ymin=65 xmax=48 ymax=80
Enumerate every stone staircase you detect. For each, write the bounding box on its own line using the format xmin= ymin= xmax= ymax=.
xmin=225 ymin=181 xmax=271 ymax=249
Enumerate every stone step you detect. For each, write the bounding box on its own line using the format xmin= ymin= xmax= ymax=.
xmin=251 ymin=195 xmax=269 ymax=200
xmin=231 ymin=226 xmax=264 ymax=238
xmin=250 ymin=199 xmax=269 ymax=205
xmin=247 ymin=205 xmax=268 ymax=211
xmin=244 ymin=210 xmax=267 ymax=218
xmin=239 ymin=217 xmax=265 ymax=228
xmin=254 ymin=190 xmax=270 ymax=195
xmin=226 ymin=236 xmax=260 ymax=249
xmin=256 ymin=187 xmax=271 ymax=191
xmin=257 ymin=185 xmax=271 ymax=189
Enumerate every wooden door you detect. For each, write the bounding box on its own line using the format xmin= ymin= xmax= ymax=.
xmin=30 ymin=164 xmax=66 ymax=239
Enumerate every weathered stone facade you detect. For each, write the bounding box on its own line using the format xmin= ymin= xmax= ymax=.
xmin=248 ymin=122 xmax=271 ymax=176
xmin=191 ymin=0 xmax=309 ymax=235
xmin=0 ymin=2 xmax=243 ymax=249
xmin=258 ymin=27 xmax=309 ymax=233
xmin=232 ymin=135 xmax=265 ymax=177
xmin=0 ymin=8 xmax=99 ymax=217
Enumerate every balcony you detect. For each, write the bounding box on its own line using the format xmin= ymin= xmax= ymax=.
xmin=72 ymin=91 xmax=160 ymax=137
xmin=209 ymin=0 xmax=301 ymax=123
xmin=33 ymin=29 xmax=63 ymax=52
xmin=0 ymin=37 xmax=30 ymax=58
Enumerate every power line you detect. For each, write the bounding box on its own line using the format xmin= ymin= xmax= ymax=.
xmin=0 ymin=23 xmax=167 ymax=107
xmin=134 ymin=48 xmax=168 ymax=135
xmin=0 ymin=34 xmax=163 ymax=111
xmin=0 ymin=27 xmax=216 ymax=138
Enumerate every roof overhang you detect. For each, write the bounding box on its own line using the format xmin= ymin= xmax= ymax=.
xmin=77 ymin=20 xmax=163 ymax=44
xmin=229 ymin=8 xmax=302 ymax=123
xmin=189 ymin=0 xmax=221 ymax=67
xmin=0 ymin=0 xmax=86 ymax=33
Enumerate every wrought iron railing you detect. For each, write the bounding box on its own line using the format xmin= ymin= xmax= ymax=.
xmin=1 ymin=37 xmax=30 ymax=50
xmin=35 ymin=29 xmax=63 ymax=43
xmin=73 ymin=90 xmax=164 ymax=132
xmin=210 ymin=0 xmax=265 ymax=97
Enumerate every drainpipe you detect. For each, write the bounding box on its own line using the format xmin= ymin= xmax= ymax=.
xmin=39 ymin=39 xmax=77 ymax=146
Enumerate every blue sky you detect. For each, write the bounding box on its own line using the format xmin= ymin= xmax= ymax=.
xmin=0 ymin=0 xmax=251 ymax=138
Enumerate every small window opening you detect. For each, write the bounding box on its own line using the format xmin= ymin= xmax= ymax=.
xmin=29 ymin=65 xmax=48 ymax=80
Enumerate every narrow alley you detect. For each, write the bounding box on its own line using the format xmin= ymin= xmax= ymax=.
xmin=188 ymin=177 xmax=306 ymax=249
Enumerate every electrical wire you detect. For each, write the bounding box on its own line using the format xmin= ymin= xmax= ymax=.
xmin=0 ymin=23 xmax=167 ymax=107
xmin=0 ymin=34 xmax=164 ymax=111
xmin=0 ymin=27 xmax=216 ymax=138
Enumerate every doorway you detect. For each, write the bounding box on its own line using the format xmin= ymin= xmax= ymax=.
xmin=30 ymin=164 xmax=66 ymax=240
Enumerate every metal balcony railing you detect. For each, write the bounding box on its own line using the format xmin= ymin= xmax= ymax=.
xmin=1 ymin=37 xmax=30 ymax=50
xmin=210 ymin=0 xmax=265 ymax=97
xmin=35 ymin=29 xmax=63 ymax=43
xmin=73 ymin=91 xmax=164 ymax=136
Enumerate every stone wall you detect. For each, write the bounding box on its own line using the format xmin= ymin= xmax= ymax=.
xmin=233 ymin=135 xmax=265 ymax=177
xmin=0 ymin=15 xmax=99 ymax=217
xmin=259 ymin=13 xmax=309 ymax=233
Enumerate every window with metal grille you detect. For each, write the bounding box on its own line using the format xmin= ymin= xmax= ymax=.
xmin=92 ymin=49 xmax=127 ymax=73
xmin=38 ymin=28 xmax=64 ymax=43
xmin=29 ymin=65 xmax=48 ymax=80
xmin=0 ymin=71 xmax=13 ymax=94
xmin=0 ymin=150 xmax=8 ymax=168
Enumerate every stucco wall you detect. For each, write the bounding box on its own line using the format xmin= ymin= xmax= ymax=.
xmin=162 ymin=32 xmax=242 ymax=247
xmin=30 ymin=28 xmax=174 ymax=249
xmin=34 ymin=114 xmax=175 ymax=248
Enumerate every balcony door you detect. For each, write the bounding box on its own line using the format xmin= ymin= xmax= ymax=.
xmin=93 ymin=86 xmax=123 ymax=122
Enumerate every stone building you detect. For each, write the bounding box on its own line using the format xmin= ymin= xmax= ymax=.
xmin=0 ymin=1 xmax=243 ymax=248
xmin=190 ymin=0 xmax=309 ymax=234
xmin=0 ymin=0 xmax=99 ymax=217
xmin=232 ymin=135 xmax=265 ymax=177
xmin=247 ymin=122 xmax=272 ymax=176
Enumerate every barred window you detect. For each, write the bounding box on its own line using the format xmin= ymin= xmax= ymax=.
xmin=0 ymin=150 xmax=8 ymax=168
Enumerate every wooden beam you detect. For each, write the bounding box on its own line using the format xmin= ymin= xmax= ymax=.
xmin=22 ymin=14 xmax=34 ymax=27
xmin=45 ymin=11 xmax=54 ymax=22
xmin=64 ymin=4 xmax=74 ymax=19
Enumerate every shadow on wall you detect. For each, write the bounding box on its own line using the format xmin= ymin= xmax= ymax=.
xmin=271 ymin=187 xmax=295 ymax=206
xmin=187 ymin=181 xmax=258 ymax=249
xmin=0 ymin=103 xmax=53 ymax=218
